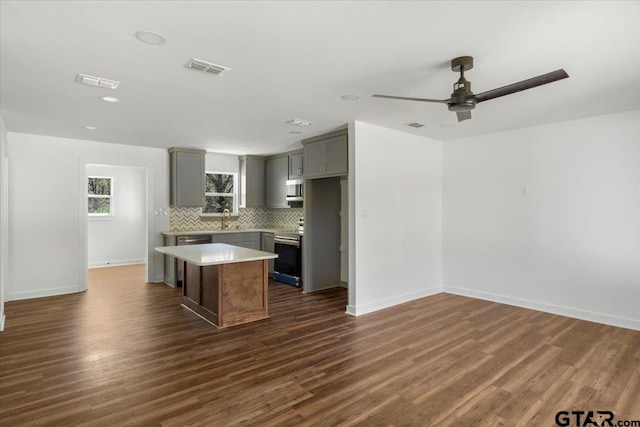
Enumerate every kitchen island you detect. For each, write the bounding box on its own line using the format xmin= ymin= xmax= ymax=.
xmin=155 ymin=243 xmax=278 ymax=328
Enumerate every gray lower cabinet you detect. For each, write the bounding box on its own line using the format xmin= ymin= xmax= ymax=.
xmin=211 ymin=232 xmax=261 ymax=250
xmin=261 ymin=232 xmax=275 ymax=274
xmin=163 ymin=235 xmax=178 ymax=287
xmin=302 ymin=130 xmax=348 ymax=179
xmin=169 ymin=147 xmax=206 ymax=207
xmin=266 ymin=155 xmax=289 ymax=208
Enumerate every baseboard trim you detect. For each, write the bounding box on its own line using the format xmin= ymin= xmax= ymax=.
xmin=88 ymin=259 xmax=145 ymax=269
xmin=443 ymin=285 xmax=640 ymax=331
xmin=348 ymin=285 xmax=442 ymax=317
xmin=152 ymin=275 xmax=166 ymax=284
xmin=8 ymin=285 xmax=81 ymax=302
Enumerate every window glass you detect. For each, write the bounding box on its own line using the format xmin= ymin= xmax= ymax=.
xmin=88 ymin=176 xmax=112 ymax=215
xmin=203 ymin=172 xmax=237 ymax=215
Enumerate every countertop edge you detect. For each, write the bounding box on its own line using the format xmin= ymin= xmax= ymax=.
xmin=155 ymin=243 xmax=278 ymax=266
xmin=161 ymin=228 xmax=295 ymax=236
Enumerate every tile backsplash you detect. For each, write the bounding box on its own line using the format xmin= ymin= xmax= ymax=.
xmin=169 ymin=207 xmax=303 ymax=232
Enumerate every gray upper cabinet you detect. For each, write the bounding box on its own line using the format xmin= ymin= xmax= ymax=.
xmin=169 ymin=147 xmax=205 ymax=207
xmin=302 ymin=130 xmax=348 ymax=179
xmin=240 ymin=155 xmax=265 ymax=208
xmin=266 ymin=155 xmax=289 ymax=208
xmin=288 ymin=152 xmax=304 ymax=179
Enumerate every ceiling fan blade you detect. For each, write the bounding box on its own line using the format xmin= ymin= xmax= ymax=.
xmin=456 ymin=111 xmax=472 ymax=122
xmin=474 ymin=69 xmax=569 ymax=103
xmin=372 ymin=94 xmax=449 ymax=104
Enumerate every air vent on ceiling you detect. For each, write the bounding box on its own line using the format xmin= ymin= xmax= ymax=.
xmin=76 ymin=73 xmax=120 ymax=89
xmin=186 ymin=58 xmax=230 ymax=76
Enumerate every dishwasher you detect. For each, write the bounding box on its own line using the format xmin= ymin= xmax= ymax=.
xmin=176 ymin=235 xmax=211 ymax=287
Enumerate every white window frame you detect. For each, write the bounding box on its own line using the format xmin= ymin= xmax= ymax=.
xmin=88 ymin=176 xmax=113 ymax=217
xmin=201 ymin=171 xmax=238 ymax=216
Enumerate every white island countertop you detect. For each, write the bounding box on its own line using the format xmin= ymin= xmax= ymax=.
xmin=155 ymin=243 xmax=278 ymax=266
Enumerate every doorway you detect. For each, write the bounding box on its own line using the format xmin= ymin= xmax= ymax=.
xmin=86 ymin=165 xmax=148 ymax=285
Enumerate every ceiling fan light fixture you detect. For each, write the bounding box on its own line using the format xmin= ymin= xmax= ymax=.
xmin=448 ymin=102 xmax=475 ymax=112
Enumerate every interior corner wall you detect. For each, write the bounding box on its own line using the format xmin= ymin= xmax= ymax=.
xmin=87 ymin=165 xmax=146 ymax=268
xmin=442 ymin=110 xmax=640 ymax=330
xmin=7 ymin=132 xmax=170 ymax=302
xmin=349 ymin=121 xmax=442 ymax=315
xmin=0 ymin=116 xmax=8 ymax=330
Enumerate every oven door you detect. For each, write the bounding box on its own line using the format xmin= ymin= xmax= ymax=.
xmin=273 ymin=237 xmax=301 ymax=278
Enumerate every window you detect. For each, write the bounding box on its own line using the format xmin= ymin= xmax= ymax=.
xmin=202 ymin=172 xmax=237 ymax=215
xmin=88 ymin=176 xmax=112 ymax=215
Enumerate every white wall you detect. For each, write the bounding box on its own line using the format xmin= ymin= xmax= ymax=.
xmin=7 ymin=132 xmax=169 ymax=301
xmin=87 ymin=165 xmax=146 ymax=268
xmin=205 ymin=152 xmax=239 ymax=174
xmin=0 ymin=116 xmax=8 ymax=330
xmin=443 ymin=110 xmax=640 ymax=330
xmin=348 ymin=121 xmax=442 ymax=315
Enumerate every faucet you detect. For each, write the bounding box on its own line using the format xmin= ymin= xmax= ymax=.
xmin=221 ymin=208 xmax=231 ymax=230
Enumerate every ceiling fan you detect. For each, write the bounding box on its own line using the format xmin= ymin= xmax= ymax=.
xmin=373 ymin=56 xmax=569 ymax=122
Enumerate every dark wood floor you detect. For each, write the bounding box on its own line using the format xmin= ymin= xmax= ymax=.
xmin=1 ymin=264 xmax=638 ymax=426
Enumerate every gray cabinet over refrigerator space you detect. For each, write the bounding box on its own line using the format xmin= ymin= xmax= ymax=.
xmin=302 ymin=129 xmax=348 ymax=179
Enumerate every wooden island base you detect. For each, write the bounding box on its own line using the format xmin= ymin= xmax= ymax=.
xmin=182 ymin=259 xmax=269 ymax=328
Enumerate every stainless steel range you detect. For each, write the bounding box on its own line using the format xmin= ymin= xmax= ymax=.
xmin=273 ymin=228 xmax=302 ymax=287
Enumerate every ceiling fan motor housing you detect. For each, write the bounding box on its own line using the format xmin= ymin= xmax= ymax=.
xmin=449 ymin=77 xmax=476 ymax=111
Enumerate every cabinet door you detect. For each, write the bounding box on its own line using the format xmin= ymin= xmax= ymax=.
xmin=170 ymin=149 xmax=205 ymax=207
xmin=288 ymin=153 xmax=304 ymax=179
xmin=266 ymin=156 xmax=289 ymax=208
xmin=163 ymin=235 xmax=178 ymax=287
xmin=242 ymin=157 xmax=265 ymax=207
xmin=324 ymin=134 xmax=348 ymax=176
xmin=261 ymin=232 xmax=275 ymax=274
xmin=303 ymin=141 xmax=324 ymax=178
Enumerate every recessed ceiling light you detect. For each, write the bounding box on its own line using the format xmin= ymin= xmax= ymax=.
xmin=135 ymin=31 xmax=167 ymax=46
xmin=83 ymin=125 xmax=97 ymax=130
xmin=340 ymin=94 xmax=360 ymax=101
xmin=100 ymin=96 xmax=119 ymax=103
xmin=289 ymin=131 xmax=302 ymax=134
xmin=286 ymin=119 xmax=312 ymax=126
xmin=408 ymin=122 xmax=425 ymax=128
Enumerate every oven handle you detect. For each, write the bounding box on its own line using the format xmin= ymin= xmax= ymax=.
xmin=274 ymin=238 xmax=300 ymax=248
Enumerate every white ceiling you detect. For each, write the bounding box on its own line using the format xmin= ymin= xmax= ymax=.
xmin=1 ymin=1 xmax=639 ymax=155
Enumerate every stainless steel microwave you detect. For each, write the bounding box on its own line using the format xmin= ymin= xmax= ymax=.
xmin=286 ymin=179 xmax=303 ymax=202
